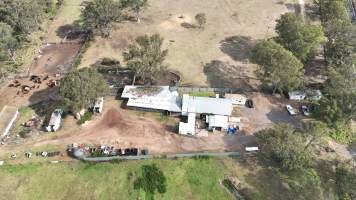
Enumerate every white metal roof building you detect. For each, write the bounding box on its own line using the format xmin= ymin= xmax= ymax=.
xmin=181 ymin=94 xmax=233 ymax=116
xmin=121 ymin=86 xmax=181 ymax=112
xmin=179 ymin=113 xmax=196 ymax=135
xmin=206 ymin=115 xmax=229 ymax=129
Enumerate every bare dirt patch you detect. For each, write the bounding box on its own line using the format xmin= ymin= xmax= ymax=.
xmin=0 ymin=42 xmax=81 ymax=110
xmin=32 ymin=101 xmax=255 ymax=154
xmin=30 ymin=43 xmax=82 ymax=75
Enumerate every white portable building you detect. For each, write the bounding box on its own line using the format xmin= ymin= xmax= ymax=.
xmin=93 ymin=97 xmax=104 ymax=113
xmin=46 ymin=109 xmax=63 ymax=132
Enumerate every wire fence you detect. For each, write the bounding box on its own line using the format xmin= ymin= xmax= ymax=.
xmin=79 ymin=151 xmax=241 ymax=162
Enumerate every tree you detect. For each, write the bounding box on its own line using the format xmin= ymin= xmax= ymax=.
xmin=324 ymin=20 xmax=356 ymax=66
xmin=134 ymin=164 xmax=166 ymax=200
xmin=302 ymin=121 xmax=329 ymax=149
xmin=81 ymin=0 xmax=122 ymax=37
xmin=256 ymin=124 xmax=312 ymax=171
xmin=59 ymin=68 xmax=108 ymax=112
xmin=316 ymin=0 xmax=350 ymax=23
xmin=275 ymin=13 xmax=326 ymax=63
xmin=251 ymin=40 xmax=305 ymax=94
xmin=123 ymin=34 xmax=168 ymax=84
xmin=195 ymin=13 xmax=206 ymax=29
xmin=0 ymin=22 xmax=19 ymax=61
xmin=121 ymin=0 xmax=148 ymax=23
xmin=0 ymin=0 xmax=45 ymax=35
xmin=335 ymin=163 xmax=356 ymax=200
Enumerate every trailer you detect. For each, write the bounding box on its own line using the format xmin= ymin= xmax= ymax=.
xmin=46 ymin=109 xmax=63 ymax=132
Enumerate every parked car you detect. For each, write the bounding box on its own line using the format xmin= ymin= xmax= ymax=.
xmin=286 ymin=105 xmax=297 ymax=115
xmin=245 ymin=99 xmax=254 ymax=108
xmin=301 ymin=105 xmax=310 ymax=116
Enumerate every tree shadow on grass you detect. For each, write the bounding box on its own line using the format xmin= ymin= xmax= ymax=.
xmin=56 ymin=20 xmax=85 ymax=40
xmin=219 ymin=36 xmax=256 ymax=62
xmin=244 ymin=167 xmax=297 ymax=200
xmin=203 ymin=60 xmax=256 ymax=92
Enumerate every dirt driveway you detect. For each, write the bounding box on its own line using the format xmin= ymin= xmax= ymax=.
xmin=26 ymin=99 xmax=256 ymax=154
xmin=239 ymin=93 xmax=303 ymax=134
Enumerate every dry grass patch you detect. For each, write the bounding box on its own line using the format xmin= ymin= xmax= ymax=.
xmin=80 ymin=0 xmax=292 ymax=86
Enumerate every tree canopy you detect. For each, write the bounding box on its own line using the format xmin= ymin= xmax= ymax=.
xmin=81 ymin=0 xmax=122 ymax=37
xmin=0 ymin=0 xmax=47 ymax=35
xmin=134 ymin=164 xmax=167 ymax=200
xmin=275 ymin=13 xmax=326 ymax=63
xmin=121 ymin=0 xmax=148 ymax=23
xmin=59 ymin=68 xmax=108 ymax=112
xmin=251 ymin=40 xmax=304 ymax=94
xmin=256 ymin=124 xmax=312 ymax=171
xmin=123 ymin=34 xmax=168 ymax=84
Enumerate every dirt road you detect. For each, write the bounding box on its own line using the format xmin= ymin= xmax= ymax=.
xmin=32 ymin=106 xmax=255 ymax=154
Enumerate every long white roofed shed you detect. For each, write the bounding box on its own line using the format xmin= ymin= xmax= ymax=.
xmin=121 ymin=86 xmax=181 ymax=112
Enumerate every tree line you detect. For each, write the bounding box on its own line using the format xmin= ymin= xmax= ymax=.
xmin=251 ymin=0 xmax=355 ymax=144
xmin=253 ymin=1 xmax=356 ymax=198
xmin=0 ymin=0 xmax=63 ymax=81
xmin=314 ymin=0 xmax=356 ymax=143
xmin=81 ymin=0 xmax=148 ymax=38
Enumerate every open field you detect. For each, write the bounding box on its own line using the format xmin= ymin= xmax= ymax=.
xmin=0 ymin=158 xmax=234 ymax=200
xmin=80 ymin=0 xmax=295 ymax=86
xmin=0 ymin=156 xmax=330 ymax=200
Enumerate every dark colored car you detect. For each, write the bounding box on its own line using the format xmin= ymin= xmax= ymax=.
xmin=245 ymin=99 xmax=254 ymax=108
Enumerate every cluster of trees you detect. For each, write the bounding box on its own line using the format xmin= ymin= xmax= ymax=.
xmin=0 ymin=0 xmax=62 ymax=80
xmin=81 ymin=0 xmax=149 ymax=37
xmin=252 ymin=2 xmax=355 ymax=143
xmin=59 ymin=68 xmax=108 ymax=112
xmin=256 ymin=123 xmax=326 ymax=197
xmin=256 ymin=122 xmax=327 ymax=172
xmin=313 ymin=0 xmax=356 ymax=143
xmin=251 ymin=13 xmax=325 ymax=94
xmin=123 ymin=34 xmax=168 ymax=84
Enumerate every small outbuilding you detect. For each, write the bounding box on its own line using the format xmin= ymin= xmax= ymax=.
xmin=93 ymin=97 xmax=104 ymax=113
xmin=46 ymin=109 xmax=63 ymax=132
xmin=225 ymin=94 xmax=247 ymax=105
xmin=206 ymin=115 xmax=229 ymax=131
xmin=288 ymin=91 xmax=306 ymax=100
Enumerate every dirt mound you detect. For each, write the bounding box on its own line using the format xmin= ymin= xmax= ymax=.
xmin=101 ymin=108 xmax=131 ymax=129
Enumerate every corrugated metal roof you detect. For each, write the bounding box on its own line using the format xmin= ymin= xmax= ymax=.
xmin=207 ymin=115 xmax=229 ymax=128
xmin=182 ymin=95 xmax=233 ymax=116
xmin=123 ymin=86 xmax=181 ymax=112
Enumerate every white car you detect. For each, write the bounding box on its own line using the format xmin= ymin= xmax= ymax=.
xmin=286 ymin=105 xmax=297 ymax=115
xmin=301 ymin=105 xmax=310 ymax=116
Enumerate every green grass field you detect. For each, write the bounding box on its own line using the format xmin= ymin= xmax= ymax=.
xmin=0 ymin=158 xmax=234 ymax=200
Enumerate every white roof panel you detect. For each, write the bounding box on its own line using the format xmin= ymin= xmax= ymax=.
xmin=181 ymin=95 xmax=233 ymax=116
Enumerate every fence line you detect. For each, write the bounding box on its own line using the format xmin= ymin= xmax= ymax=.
xmin=80 ymin=151 xmax=241 ymax=162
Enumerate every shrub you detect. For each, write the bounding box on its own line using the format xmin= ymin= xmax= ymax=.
xmin=77 ymin=111 xmax=93 ymax=125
